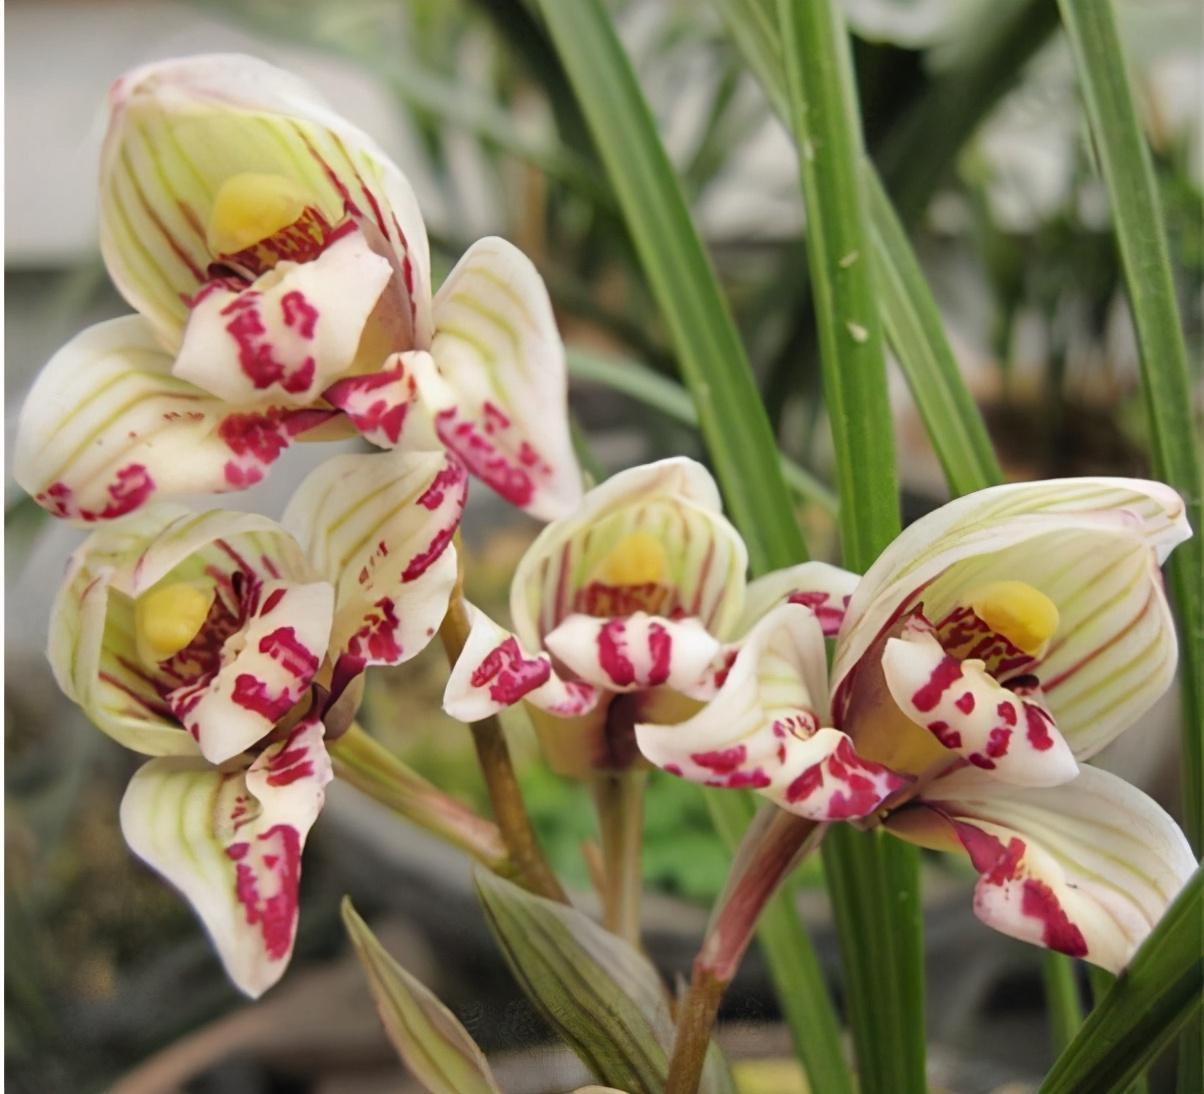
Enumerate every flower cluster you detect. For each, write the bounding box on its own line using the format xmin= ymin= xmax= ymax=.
xmin=16 ymin=53 xmax=1194 ymax=1006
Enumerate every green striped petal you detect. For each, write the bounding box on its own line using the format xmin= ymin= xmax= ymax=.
xmin=100 ymin=54 xmax=431 ymax=350
xmin=120 ymin=715 xmax=332 ymax=997
xmin=13 ymin=316 xmax=340 ymax=519
xmin=429 ymin=237 xmax=581 ymax=520
xmin=833 ymin=479 xmax=1190 ymax=758
xmin=283 ymin=450 xmax=466 ymax=704
xmin=510 ymin=458 xmax=749 ymax=650
xmin=888 ymin=764 xmax=1196 ymax=973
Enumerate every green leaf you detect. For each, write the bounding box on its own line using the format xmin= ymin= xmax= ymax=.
xmin=1057 ymin=8 xmax=1204 ymax=1085
xmin=1042 ymin=954 xmax=1086 ymax=1055
xmin=532 ymin=0 xmax=807 ymax=578
xmin=474 ymin=869 xmax=735 ymax=1094
xmin=567 ymin=347 xmax=839 ymax=515
xmin=776 ymin=4 xmax=925 ymax=1094
xmin=341 ymin=897 xmax=501 ymax=1094
xmin=1039 ymin=867 xmax=1203 ymax=1094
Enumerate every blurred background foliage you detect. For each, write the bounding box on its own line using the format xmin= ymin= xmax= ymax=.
xmin=5 ymin=0 xmax=1201 ymax=1090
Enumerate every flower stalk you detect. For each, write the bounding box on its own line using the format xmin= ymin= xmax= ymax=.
xmin=592 ymin=769 xmax=648 ymax=945
xmin=330 ymin=724 xmax=510 ymax=872
xmin=667 ymin=808 xmax=824 ymax=1093
xmin=439 ymin=572 xmax=567 ymax=903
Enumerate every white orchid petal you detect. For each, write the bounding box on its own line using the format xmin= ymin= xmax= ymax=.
xmin=890 ymin=764 xmax=1196 ymax=973
xmin=636 ymin=604 xmax=909 ymax=819
xmin=173 ymin=229 xmax=393 ymax=406
xmin=429 ymin=237 xmax=581 ymax=519
xmin=13 ymin=317 xmax=342 ymax=519
xmin=881 ymin=623 xmax=1078 ymax=787
xmin=283 ymin=450 xmax=465 ymax=702
xmin=545 ymin=612 xmax=720 ymax=695
xmin=738 ymin=560 xmax=860 ymax=638
xmin=120 ymin=716 xmax=332 ymax=997
xmin=169 ymin=579 xmax=334 ymax=765
xmin=322 ymin=349 xmax=445 ymax=450
xmin=101 ymin=54 xmax=431 ymax=348
xmin=442 ymin=604 xmax=599 ymax=723
xmin=510 ymin=458 xmax=749 ymax=650
xmin=835 ymin=478 xmax=1189 ymax=701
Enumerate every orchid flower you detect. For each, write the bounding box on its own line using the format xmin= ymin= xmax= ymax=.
xmin=50 ymin=449 xmax=465 ymax=996
xmin=637 ymin=477 xmax=1196 ymax=971
xmin=440 ymin=458 xmax=903 ymax=820
xmin=13 ymin=54 xmax=580 ymax=524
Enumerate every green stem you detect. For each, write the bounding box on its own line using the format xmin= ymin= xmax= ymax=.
xmin=330 ymin=724 xmax=510 ymax=871
xmin=777 ymin=2 xmax=924 ymax=1091
xmin=1042 ymin=954 xmax=1085 ymax=1055
xmin=592 ymin=769 xmax=647 ymax=946
xmin=439 ymin=587 xmax=566 ymax=904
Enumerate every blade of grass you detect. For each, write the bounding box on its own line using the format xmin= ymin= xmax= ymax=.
xmin=567 ymin=347 xmax=838 ymax=514
xmin=1056 ymin=6 xmax=1204 ymax=1085
xmin=776 ymin=3 xmax=924 ymax=1092
xmin=532 ymin=0 xmax=806 ymax=578
xmin=530 ymin=3 xmax=852 ymax=1089
xmin=1043 ymin=955 xmax=1085 ymax=1055
xmin=1039 ymin=867 xmax=1202 ymax=1094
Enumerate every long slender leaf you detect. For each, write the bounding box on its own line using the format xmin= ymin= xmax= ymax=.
xmin=567 ymin=347 xmax=839 ymax=514
xmin=532 ymin=0 xmax=807 ymax=578
xmin=1039 ymin=867 xmax=1203 ymax=1094
xmin=1056 ymin=8 xmax=1204 ymax=1084
xmin=776 ymin=4 xmax=924 ymax=1093
xmin=1043 ymin=954 xmax=1086 ymax=1055
xmin=529 ymin=3 xmax=852 ymax=1089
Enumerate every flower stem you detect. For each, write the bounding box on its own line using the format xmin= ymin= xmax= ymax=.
xmin=439 ymin=584 xmax=567 ymax=904
xmin=667 ymin=808 xmax=824 ymax=1093
xmin=330 ymin=724 xmax=510 ymax=870
xmin=592 ymin=768 xmax=647 ymax=944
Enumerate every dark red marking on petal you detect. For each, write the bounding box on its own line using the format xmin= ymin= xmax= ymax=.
xmin=787 ymin=590 xmax=845 ymax=636
xmin=597 ymin=619 xmax=635 ymax=687
xmin=786 ymin=763 xmax=823 ymax=803
xmin=470 ymin=637 xmax=551 ymax=705
xmin=260 ymin=588 xmax=287 ymax=615
xmin=1022 ymin=878 xmax=1088 ymax=957
xmin=37 ymin=464 xmax=155 ymax=522
xmin=417 ymin=461 xmax=468 ymax=511
xmin=645 ymin=622 xmax=672 ymax=686
xmin=435 ymin=407 xmax=536 ymax=509
xmin=911 ymin=656 xmax=965 ymax=713
xmin=690 ymin=745 xmax=747 ymax=774
xmin=227 ymin=823 xmax=301 ymax=961
xmin=927 ymin=720 xmax=963 ymax=750
xmin=955 ymin=692 xmax=976 ymax=714
xmin=1024 ymin=703 xmax=1055 ymax=751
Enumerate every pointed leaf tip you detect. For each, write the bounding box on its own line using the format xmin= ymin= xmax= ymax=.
xmin=341 ymin=897 xmax=500 ymax=1094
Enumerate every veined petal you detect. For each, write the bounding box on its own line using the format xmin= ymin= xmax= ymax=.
xmin=835 ymin=479 xmax=1188 ymax=689
xmin=429 ymin=237 xmax=581 ymax=520
xmin=101 ymin=54 xmax=431 ymax=349
xmin=167 ymin=578 xmax=334 ymax=764
xmin=738 ymin=560 xmax=859 ymax=638
xmin=48 ymin=505 xmax=200 ymax=756
xmin=173 ymin=228 xmax=392 ymax=406
xmin=443 ymin=604 xmax=599 ymax=723
xmin=120 ymin=716 xmax=332 ymax=997
xmin=510 ymin=458 xmax=749 ymax=650
xmin=888 ymin=764 xmax=1196 ymax=972
xmin=545 ymin=612 xmax=720 ymax=694
xmin=13 ymin=317 xmax=340 ymax=519
xmin=881 ymin=619 xmax=1078 ymax=786
xmin=283 ymin=450 xmax=465 ymax=702
xmin=636 ymin=604 xmax=908 ymax=819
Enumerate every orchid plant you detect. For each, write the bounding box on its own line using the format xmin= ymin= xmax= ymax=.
xmin=12 ymin=10 xmax=1202 ymax=1093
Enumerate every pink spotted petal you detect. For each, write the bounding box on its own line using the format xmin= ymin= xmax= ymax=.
xmin=888 ymin=764 xmax=1196 ymax=973
xmin=636 ymin=604 xmax=910 ymax=819
xmin=738 ymin=560 xmax=860 ymax=638
xmin=174 ymin=228 xmax=392 ymax=408
xmin=429 ymin=237 xmax=582 ymax=520
xmin=283 ymin=450 xmax=466 ymax=704
xmin=544 ymin=612 xmax=721 ymax=695
xmin=323 ymin=350 xmax=443 ymax=450
xmin=119 ymin=716 xmax=332 ymax=997
xmin=443 ymin=604 xmax=599 ymax=723
xmin=101 ymin=54 xmax=432 ymax=350
xmin=168 ymin=578 xmax=334 ymax=765
xmin=881 ymin=619 xmax=1078 ymax=787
